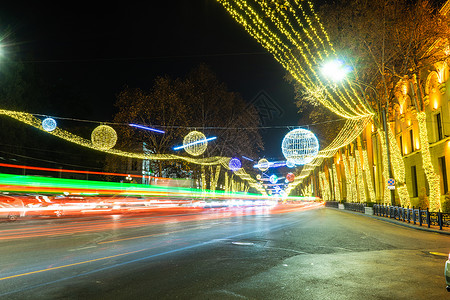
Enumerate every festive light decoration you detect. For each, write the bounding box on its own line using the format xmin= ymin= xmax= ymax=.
xmin=355 ymin=147 xmax=366 ymax=203
xmin=362 ymin=149 xmax=376 ymax=203
xmin=0 ymin=109 xmax=265 ymax=195
xmin=281 ymin=128 xmax=319 ymax=165
xmin=349 ymin=156 xmax=357 ymax=202
xmin=378 ymin=131 xmax=391 ymax=205
xmin=129 ymin=123 xmax=165 ymax=134
xmin=217 ymin=0 xmax=374 ymax=119
xmin=416 ymin=112 xmax=441 ymax=211
xmin=387 ymin=126 xmax=410 ymax=207
xmin=257 ymin=158 xmax=270 ymax=172
xmin=242 ymin=156 xmax=254 ymax=162
xmin=229 ymin=157 xmax=242 ymax=172
xmin=319 ymin=171 xmax=331 ymax=201
xmin=42 ymin=117 xmax=57 ymax=132
xmin=286 ymin=172 xmax=295 ymax=182
xmin=269 ymin=174 xmax=278 ymax=184
xmin=285 ymin=159 xmax=296 ymax=168
xmin=332 ymin=163 xmax=341 ymax=201
xmin=175 ymin=131 xmax=216 ymax=156
xmin=91 ymin=125 xmax=117 ymax=150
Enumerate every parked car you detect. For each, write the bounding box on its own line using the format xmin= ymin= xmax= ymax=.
xmin=445 ymin=253 xmax=450 ymax=291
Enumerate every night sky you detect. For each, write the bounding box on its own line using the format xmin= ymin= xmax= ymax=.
xmin=1 ymin=1 xmax=301 ymax=160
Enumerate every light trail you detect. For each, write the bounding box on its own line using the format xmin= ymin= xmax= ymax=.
xmin=0 ymin=203 xmax=322 ymax=241
xmin=0 ymin=162 xmax=165 ymax=179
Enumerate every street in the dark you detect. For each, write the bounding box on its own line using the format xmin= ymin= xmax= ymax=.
xmin=0 ymin=205 xmax=448 ymax=299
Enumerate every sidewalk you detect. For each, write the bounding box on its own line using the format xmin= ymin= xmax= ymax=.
xmin=329 ymin=206 xmax=450 ymax=236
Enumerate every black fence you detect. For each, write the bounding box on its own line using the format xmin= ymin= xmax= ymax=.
xmin=343 ymin=202 xmax=366 ymax=213
xmin=324 ymin=201 xmax=339 ymax=208
xmin=373 ymin=204 xmax=450 ymax=230
xmin=324 ymin=201 xmax=366 ymax=213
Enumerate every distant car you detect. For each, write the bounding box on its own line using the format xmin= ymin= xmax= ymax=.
xmin=0 ymin=195 xmax=25 ymax=221
xmin=446 ymin=253 xmax=450 ymax=291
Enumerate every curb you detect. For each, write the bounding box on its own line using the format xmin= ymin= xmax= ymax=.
xmin=327 ymin=207 xmax=450 ymax=236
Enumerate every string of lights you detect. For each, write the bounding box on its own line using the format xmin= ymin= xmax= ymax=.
xmin=0 ymin=109 xmax=262 ymax=194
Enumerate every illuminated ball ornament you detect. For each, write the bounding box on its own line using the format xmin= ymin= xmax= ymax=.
xmin=257 ymin=158 xmax=270 ymax=172
xmin=256 ymin=174 xmax=262 ymax=180
xmin=281 ymin=128 xmax=319 ymax=165
xmin=42 ymin=118 xmax=57 ymax=132
xmin=229 ymin=158 xmax=242 ymax=172
xmin=285 ymin=159 xmax=296 ymax=168
xmin=269 ymin=174 xmax=278 ymax=184
xmin=91 ymin=125 xmax=117 ymax=150
xmin=183 ymin=131 xmax=208 ymax=156
xmin=286 ymin=172 xmax=295 ymax=182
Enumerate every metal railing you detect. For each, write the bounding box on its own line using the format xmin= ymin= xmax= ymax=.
xmin=373 ymin=204 xmax=449 ymax=230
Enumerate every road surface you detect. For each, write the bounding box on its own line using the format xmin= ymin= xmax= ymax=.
xmin=0 ymin=204 xmax=449 ymax=299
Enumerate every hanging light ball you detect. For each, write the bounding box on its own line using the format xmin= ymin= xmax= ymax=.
xmin=183 ymin=131 xmax=208 ymax=156
xmin=91 ymin=125 xmax=117 ymax=150
xmin=269 ymin=174 xmax=278 ymax=184
xmin=42 ymin=117 xmax=57 ymax=132
xmin=285 ymin=159 xmax=296 ymax=168
xmin=256 ymin=174 xmax=262 ymax=180
xmin=286 ymin=172 xmax=295 ymax=182
xmin=257 ymin=158 xmax=270 ymax=172
xmin=281 ymin=128 xmax=319 ymax=165
xmin=229 ymin=157 xmax=242 ymax=172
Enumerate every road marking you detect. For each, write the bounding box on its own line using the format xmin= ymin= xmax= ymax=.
xmin=0 ymin=247 xmax=152 ymax=281
xmin=231 ymin=241 xmax=254 ymax=246
xmin=429 ymin=251 xmax=448 ymax=257
xmin=68 ymin=245 xmax=97 ymax=252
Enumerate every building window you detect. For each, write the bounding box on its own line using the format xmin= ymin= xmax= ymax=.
xmin=399 ymin=136 xmax=403 ymax=156
xmin=409 ymin=129 xmax=414 ymax=152
xmin=439 ymin=156 xmax=448 ymax=194
xmin=411 ymin=165 xmax=418 ymax=197
xmin=436 ymin=112 xmax=443 ymax=141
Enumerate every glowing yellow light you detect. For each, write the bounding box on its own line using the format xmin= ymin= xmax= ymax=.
xmin=362 ymin=148 xmax=376 ymax=202
xmin=0 ymin=109 xmax=265 ymax=195
xmin=433 ymin=100 xmax=439 ymax=110
xmin=183 ymin=131 xmax=208 ymax=156
xmin=417 ymin=111 xmax=441 ymax=211
xmin=355 ymin=148 xmax=366 ymax=202
xmin=257 ymin=158 xmax=270 ymax=172
xmin=332 ymin=164 xmax=340 ymax=201
xmin=91 ymin=125 xmax=117 ymax=150
xmin=416 ymin=140 xmax=420 ymax=150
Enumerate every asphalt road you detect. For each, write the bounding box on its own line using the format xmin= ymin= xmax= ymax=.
xmin=0 ymin=204 xmax=449 ymax=299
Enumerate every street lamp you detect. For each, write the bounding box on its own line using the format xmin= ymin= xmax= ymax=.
xmin=320 ymin=59 xmax=395 ymax=205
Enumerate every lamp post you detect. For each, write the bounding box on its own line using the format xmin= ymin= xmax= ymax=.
xmin=320 ymin=60 xmax=395 ymax=205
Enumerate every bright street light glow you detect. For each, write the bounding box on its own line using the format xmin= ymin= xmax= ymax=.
xmin=320 ymin=59 xmax=352 ymax=82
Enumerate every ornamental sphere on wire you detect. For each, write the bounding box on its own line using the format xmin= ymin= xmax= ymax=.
xmin=42 ymin=118 xmax=57 ymax=132
xmin=281 ymin=128 xmax=319 ymax=165
xmin=229 ymin=157 xmax=242 ymax=172
xmin=91 ymin=125 xmax=117 ymax=150
xmin=257 ymin=158 xmax=270 ymax=172
xmin=183 ymin=131 xmax=208 ymax=156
